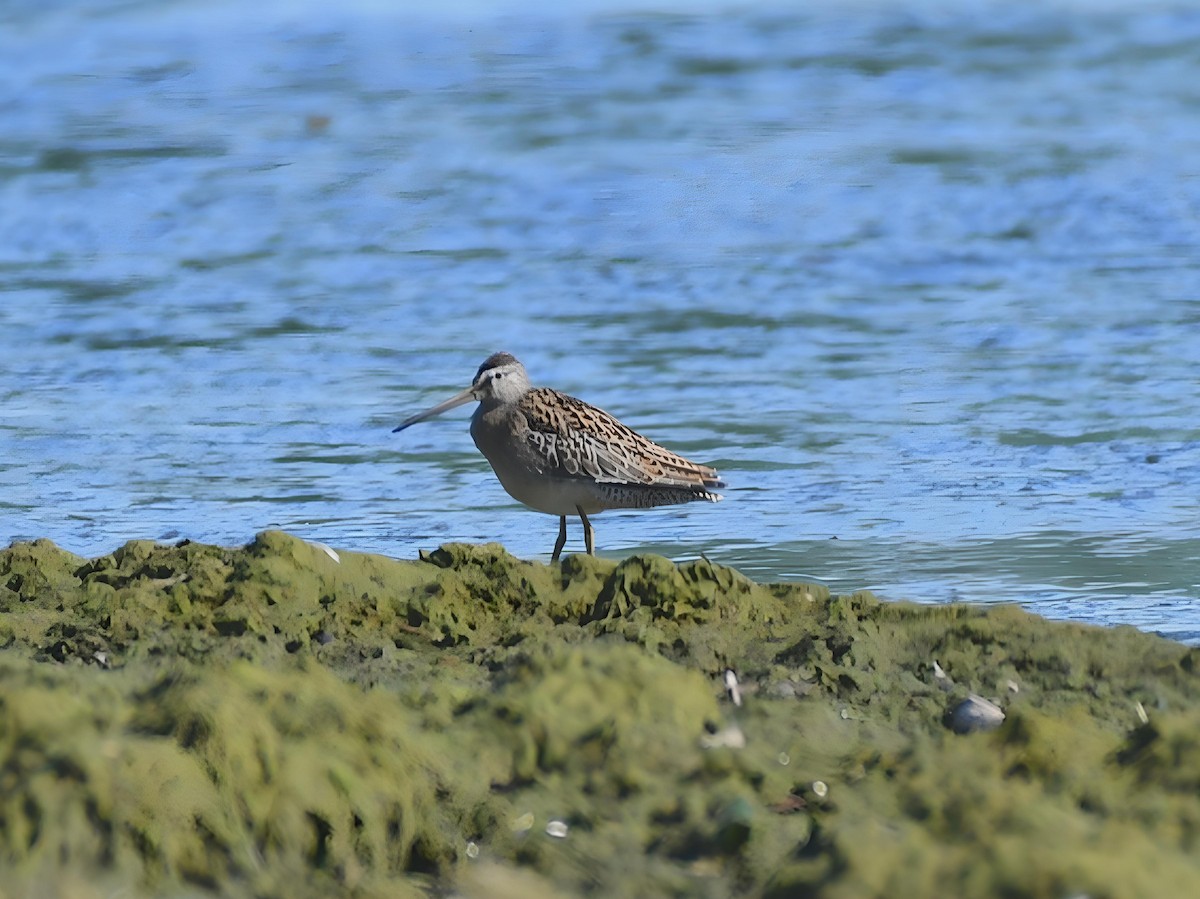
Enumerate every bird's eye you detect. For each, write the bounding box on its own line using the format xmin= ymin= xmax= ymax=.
xmin=495 ymin=372 xmax=504 ymax=379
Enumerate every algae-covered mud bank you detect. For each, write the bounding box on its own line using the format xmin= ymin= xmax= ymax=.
xmin=2 ymin=532 xmax=1199 ymax=898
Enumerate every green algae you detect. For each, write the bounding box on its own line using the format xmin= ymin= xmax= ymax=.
xmin=2 ymin=532 xmax=1199 ymax=897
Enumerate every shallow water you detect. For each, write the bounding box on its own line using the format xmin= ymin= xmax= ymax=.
xmin=3 ymin=0 xmax=1198 ymax=641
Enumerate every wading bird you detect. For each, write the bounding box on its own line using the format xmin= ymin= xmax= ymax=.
xmin=393 ymin=352 xmax=724 ymax=559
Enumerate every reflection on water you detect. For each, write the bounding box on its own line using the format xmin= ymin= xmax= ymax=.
xmin=2 ymin=0 xmax=1198 ymax=642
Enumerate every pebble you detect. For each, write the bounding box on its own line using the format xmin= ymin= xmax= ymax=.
xmin=948 ymin=694 xmax=1005 ymax=734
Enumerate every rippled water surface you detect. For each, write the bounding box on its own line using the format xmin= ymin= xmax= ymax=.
xmin=3 ymin=0 xmax=1198 ymax=641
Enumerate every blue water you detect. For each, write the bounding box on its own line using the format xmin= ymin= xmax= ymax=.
xmin=2 ymin=0 xmax=1198 ymax=642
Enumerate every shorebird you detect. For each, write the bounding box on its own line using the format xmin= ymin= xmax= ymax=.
xmin=393 ymin=352 xmax=725 ymax=560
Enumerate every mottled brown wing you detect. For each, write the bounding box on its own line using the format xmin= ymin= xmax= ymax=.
xmin=517 ymin=388 xmax=724 ymax=493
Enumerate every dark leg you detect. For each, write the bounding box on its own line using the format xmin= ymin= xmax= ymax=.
xmin=551 ymin=515 xmax=567 ymax=561
xmin=576 ymin=505 xmax=595 ymax=556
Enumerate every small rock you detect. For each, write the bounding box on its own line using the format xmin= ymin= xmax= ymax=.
xmin=700 ymin=723 xmax=747 ymax=750
xmin=767 ymin=678 xmax=814 ymax=699
xmin=948 ymin=694 xmax=1005 ymax=734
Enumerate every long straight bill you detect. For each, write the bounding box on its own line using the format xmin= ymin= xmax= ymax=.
xmin=392 ymin=386 xmax=476 ymax=432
